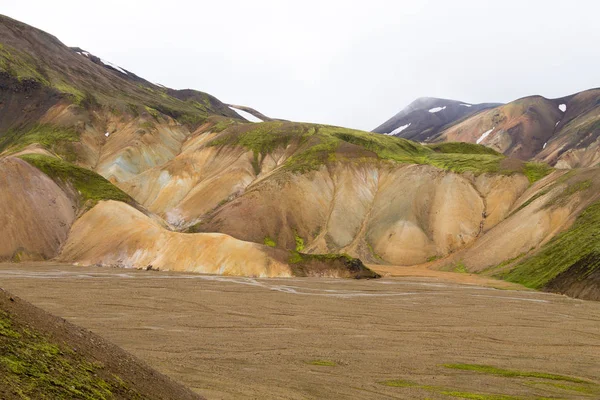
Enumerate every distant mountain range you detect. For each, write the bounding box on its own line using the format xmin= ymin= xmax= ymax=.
xmin=374 ymin=90 xmax=600 ymax=168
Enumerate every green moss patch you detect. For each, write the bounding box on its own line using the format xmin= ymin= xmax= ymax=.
xmin=53 ymin=81 xmax=86 ymax=104
xmin=426 ymin=142 xmax=501 ymax=156
xmin=524 ymin=380 xmax=600 ymax=395
xmin=522 ymin=162 xmax=553 ymax=184
xmin=454 ymin=262 xmax=468 ymax=274
xmin=0 ymin=124 xmax=80 ymax=161
xmin=294 ymin=232 xmax=305 ymax=252
xmin=263 ymin=236 xmax=277 ymax=247
xmin=19 ymin=154 xmax=133 ymax=206
xmin=380 ymin=379 xmax=421 ymax=388
xmin=438 ymin=391 xmax=523 ymax=400
xmin=0 ymin=44 xmax=49 ymax=83
xmin=379 ymin=378 xmax=524 ymax=399
xmin=144 ymin=106 xmax=161 ymax=121
xmin=381 ymin=365 xmax=599 ymax=400
xmin=306 ymin=360 xmax=336 ymax=367
xmin=288 ymin=252 xmax=379 ymax=279
xmin=443 ymin=363 xmax=590 ymax=384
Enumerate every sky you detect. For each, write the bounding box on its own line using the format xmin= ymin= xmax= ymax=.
xmin=4 ymin=0 xmax=599 ymax=130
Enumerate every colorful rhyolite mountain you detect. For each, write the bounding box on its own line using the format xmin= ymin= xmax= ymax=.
xmin=375 ymin=91 xmax=600 ymax=168
xmin=1 ymin=14 xmax=599 ymax=300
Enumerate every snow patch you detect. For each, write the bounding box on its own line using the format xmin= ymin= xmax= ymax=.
xmin=428 ymin=106 xmax=446 ymax=113
xmin=387 ymin=123 xmax=411 ymax=136
xmin=229 ymin=106 xmax=263 ymax=123
xmin=459 ymin=103 xmax=472 ymax=107
xmin=100 ymin=58 xmax=128 ymax=75
xmin=543 ymin=142 xmax=548 ymax=149
xmin=558 ymin=104 xmax=567 ymax=112
xmin=105 ymin=132 xmax=110 ymax=137
xmin=555 ymin=121 xmax=560 ymax=127
xmin=476 ymin=127 xmax=495 ymax=144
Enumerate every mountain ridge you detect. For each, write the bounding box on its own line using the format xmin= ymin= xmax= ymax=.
xmin=375 ymin=89 xmax=600 ymax=168
xmin=372 ymin=97 xmax=502 ymax=140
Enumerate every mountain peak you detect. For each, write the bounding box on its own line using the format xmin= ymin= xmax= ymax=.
xmin=372 ymin=98 xmax=502 ymax=140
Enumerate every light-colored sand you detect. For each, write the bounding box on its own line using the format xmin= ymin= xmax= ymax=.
xmin=0 ymin=263 xmax=598 ymax=399
xmin=367 ymin=263 xmax=525 ymax=289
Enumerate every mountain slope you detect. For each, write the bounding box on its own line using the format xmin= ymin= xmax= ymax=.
xmin=535 ymin=89 xmax=600 ymax=168
xmin=372 ymin=97 xmax=501 ymax=140
xmin=0 ymin=288 xmax=203 ymax=399
xmin=0 ymin=14 xmax=239 ymax=123
xmin=438 ymin=95 xmax=568 ymax=161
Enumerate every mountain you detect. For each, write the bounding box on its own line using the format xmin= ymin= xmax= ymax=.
xmin=372 ymin=97 xmax=501 ymax=140
xmin=0 ymin=14 xmax=376 ymax=279
xmin=1 ymin=15 xmax=599 ymax=300
xmin=375 ymin=90 xmax=600 ymax=168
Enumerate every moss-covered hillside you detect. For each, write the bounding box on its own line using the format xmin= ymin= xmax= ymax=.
xmin=207 ymin=121 xmax=552 ymax=181
xmin=0 ymin=309 xmax=142 ymax=399
xmin=19 ymin=154 xmax=133 ymax=206
xmin=500 ymin=198 xmax=600 ymax=297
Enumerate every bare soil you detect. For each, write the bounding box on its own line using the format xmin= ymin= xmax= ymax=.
xmin=0 ymin=262 xmax=599 ymax=399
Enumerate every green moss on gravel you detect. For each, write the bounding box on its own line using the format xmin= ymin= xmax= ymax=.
xmin=438 ymin=391 xmax=523 ymax=400
xmin=381 ymin=364 xmax=599 ymax=399
xmin=0 ymin=310 xmax=141 ymax=399
xmin=380 ymin=379 xmax=421 ymax=388
xmin=380 ymin=378 xmax=524 ymax=399
xmin=443 ymin=364 xmax=590 ymax=384
xmin=524 ymin=381 xmax=600 ymax=395
xmin=19 ymin=154 xmax=133 ymax=206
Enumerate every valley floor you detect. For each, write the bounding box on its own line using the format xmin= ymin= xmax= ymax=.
xmin=0 ymin=263 xmax=599 ymax=399
xmin=367 ymin=263 xmax=527 ymax=290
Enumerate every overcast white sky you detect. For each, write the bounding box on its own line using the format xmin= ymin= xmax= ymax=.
xmin=4 ymin=0 xmax=599 ymax=130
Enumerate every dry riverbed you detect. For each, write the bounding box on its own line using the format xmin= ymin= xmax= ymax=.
xmin=0 ymin=263 xmax=599 ymax=399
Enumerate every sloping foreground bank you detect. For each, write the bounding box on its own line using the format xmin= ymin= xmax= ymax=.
xmin=0 ymin=288 xmax=203 ymax=399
